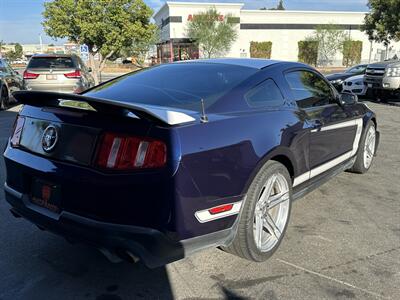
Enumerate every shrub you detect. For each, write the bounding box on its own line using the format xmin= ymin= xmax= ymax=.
xmin=298 ymin=40 xmax=319 ymax=66
xmin=250 ymin=41 xmax=272 ymax=59
xmin=342 ymin=40 xmax=363 ymax=66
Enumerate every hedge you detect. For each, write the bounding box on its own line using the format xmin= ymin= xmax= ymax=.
xmin=250 ymin=41 xmax=272 ymax=59
xmin=342 ymin=40 xmax=363 ymax=67
xmin=298 ymin=40 xmax=319 ymax=66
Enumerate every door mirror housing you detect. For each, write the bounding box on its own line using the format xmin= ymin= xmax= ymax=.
xmin=338 ymin=92 xmax=358 ymax=106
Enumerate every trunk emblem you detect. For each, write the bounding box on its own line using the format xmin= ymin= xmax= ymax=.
xmin=42 ymin=125 xmax=58 ymax=152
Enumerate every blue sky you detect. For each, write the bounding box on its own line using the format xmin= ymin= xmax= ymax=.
xmin=0 ymin=0 xmax=369 ymax=44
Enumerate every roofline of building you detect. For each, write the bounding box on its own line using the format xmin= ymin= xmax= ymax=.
xmin=241 ymin=9 xmax=367 ymax=14
xmin=153 ymin=1 xmax=368 ymax=19
xmin=154 ymin=2 xmax=244 ymax=19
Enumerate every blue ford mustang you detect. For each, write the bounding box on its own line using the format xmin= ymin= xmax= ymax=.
xmin=3 ymin=59 xmax=379 ymax=268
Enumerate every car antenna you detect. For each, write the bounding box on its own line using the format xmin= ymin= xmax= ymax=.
xmin=200 ymin=99 xmax=208 ymax=123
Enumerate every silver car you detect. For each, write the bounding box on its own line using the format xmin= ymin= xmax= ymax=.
xmin=23 ymin=54 xmax=95 ymax=93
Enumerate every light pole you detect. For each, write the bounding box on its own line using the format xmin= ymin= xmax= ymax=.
xmin=39 ymin=34 xmax=43 ymax=53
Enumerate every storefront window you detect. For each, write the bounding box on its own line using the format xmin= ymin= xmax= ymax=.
xmin=157 ymin=40 xmax=199 ymax=63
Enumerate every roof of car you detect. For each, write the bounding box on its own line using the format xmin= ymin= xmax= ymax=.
xmin=32 ymin=53 xmax=76 ymax=58
xmin=176 ymin=58 xmax=286 ymax=69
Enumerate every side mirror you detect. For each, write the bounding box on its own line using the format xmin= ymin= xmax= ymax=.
xmin=338 ymin=92 xmax=358 ymax=105
xmin=88 ymin=67 xmax=92 ymax=72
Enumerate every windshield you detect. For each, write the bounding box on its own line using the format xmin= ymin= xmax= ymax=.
xmin=85 ymin=63 xmax=258 ymax=110
xmin=27 ymin=57 xmax=76 ymax=69
xmin=345 ymin=65 xmax=366 ymax=74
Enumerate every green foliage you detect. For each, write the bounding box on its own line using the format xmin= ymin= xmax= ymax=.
xmin=250 ymin=41 xmax=272 ymax=58
xmin=298 ymin=40 xmax=319 ymax=66
xmin=363 ymin=0 xmax=400 ymax=45
xmin=185 ymin=8 xmax=238 ymax=58
xmin=260 ymin=0 xmax=285 ymax=10
xmin=42 ymin=0 xmax=157 ymax=83
xmin=276 ymin=0 xmax=285 ymax=10
xmin=342 ymin=40 xmax=363 ymax=67
xmin=310 ymin=24 xmax=346 ymax=66
xmin=14 ymin=43 xmax=23 ymax=58
xmin=4 ymin=43 xmax=23 ymax=62
xmin=119 ymin=29 xmax=159 ymax=67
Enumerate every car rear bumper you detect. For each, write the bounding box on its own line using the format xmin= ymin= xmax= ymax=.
xmin=4 ymin=183 xmax=236 ymax=268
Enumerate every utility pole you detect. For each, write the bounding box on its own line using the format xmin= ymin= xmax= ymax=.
xmin=39 ymin=34 xmax=43 ymax=53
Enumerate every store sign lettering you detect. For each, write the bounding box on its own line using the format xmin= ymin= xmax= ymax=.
xmin=187 ymin=14 xmax=224 ymax=21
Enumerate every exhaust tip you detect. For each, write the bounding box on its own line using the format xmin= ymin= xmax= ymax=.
xmin=115 ymin=249 xmax=140 ymax=264
xmin=98 ymin=247 xmax=123 ymax=263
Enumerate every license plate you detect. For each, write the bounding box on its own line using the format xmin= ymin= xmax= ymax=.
xmin=368 ymin=83 xmax=373 ymax=88
xmin=30 ymin=179 xmax=61 ymax=213
xmin=46 ymin=74 xmax=57 ymax=80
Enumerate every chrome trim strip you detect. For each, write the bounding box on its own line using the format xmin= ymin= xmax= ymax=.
xmin=293 ymin=118 xmax=363 ymax=187
xmin=4 ymin=183 xmax=23 ymax=199
xmin=195 ymin=201 xmax=242 ymax=223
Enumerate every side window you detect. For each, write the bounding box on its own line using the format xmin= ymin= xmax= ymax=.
xmin=284 ymin=70 xmax=335 ymax=109
xmin=245 ymin=79 xmax=285 ymax=108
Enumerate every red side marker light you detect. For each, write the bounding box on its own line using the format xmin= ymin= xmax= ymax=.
xmin=208 ymin=204 xmax=234 ymax=215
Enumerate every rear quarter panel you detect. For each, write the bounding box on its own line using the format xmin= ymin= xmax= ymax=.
xmin=173 ymin=108 xmax=308 ymax=238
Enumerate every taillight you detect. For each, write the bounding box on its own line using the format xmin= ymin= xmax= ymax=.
xmin=64 ymin=70 xmax=81 ymax=78
xmin=96 ymin=132 xmax=167 ymax=170
xmin=23 ymin=70 xmax=39 ymax=79
xmin=10 ymin=116 xmax=25 ymax=147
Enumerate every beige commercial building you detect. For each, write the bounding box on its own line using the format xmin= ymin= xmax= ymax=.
xmin=154 ymin=1 xmax=400 ymax=65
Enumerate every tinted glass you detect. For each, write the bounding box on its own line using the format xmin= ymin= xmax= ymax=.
xmin=0 ymin=59 xmax=6 ymax=72
xmin=28 ymin=57 xmax=76 ymax=69
xmin=285 ymin=70 xmax=334 ymax=108
xmin=346 ymin=65 xmax=367 ymax=74
xmin=245 ymin=79 xmax=284 ymax=108
xmin=86 ymin=63 xmax=257 ymax=110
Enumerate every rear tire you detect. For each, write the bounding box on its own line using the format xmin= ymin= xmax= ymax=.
xmin=0 ymin=86 xmax=9 ymax=110
xmin=349 ymin=121 xmax=376 ymax=174
xmin=222 ymin=161 xmax=292 ymax=262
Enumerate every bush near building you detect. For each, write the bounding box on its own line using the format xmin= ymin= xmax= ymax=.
xmin=298 ymin=40 xmax=319 ymax=66
xmin=250 ymin=41 xmax=272 ymax=58
xmin=342 ymin=40 xmax=363 ymax=67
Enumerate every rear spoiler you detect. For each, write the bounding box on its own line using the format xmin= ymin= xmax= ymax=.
xmin=13 ymin=91 xmax=197 ymax=126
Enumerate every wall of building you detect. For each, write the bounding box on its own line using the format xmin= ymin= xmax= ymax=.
xmin=154 ymin=2 xmax=400 ymax=66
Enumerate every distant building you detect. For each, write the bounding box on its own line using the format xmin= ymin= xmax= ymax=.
xmin=153 ymin=1 xmax=400 ymax=65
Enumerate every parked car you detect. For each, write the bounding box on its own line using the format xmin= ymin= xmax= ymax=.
xmin=0 ymin=58 xmax=24 ymax=110
xmin=23 ymin=54 xmax=95 ymax=93
xmin=342 ymin=75 xmax=368 ymax=97
xmin=326 ymin=64 xmax=368 ymax=91
xmin=364 ymin=59 xmax=400 ymax=100
xmin=3 ymin=59 xmax=379 ymax=268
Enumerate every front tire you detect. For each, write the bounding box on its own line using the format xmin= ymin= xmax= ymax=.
xmin=223 ymin=161 xmax=292 ymax=262
xmin=349 ymin=121 xmax=377 ymax=174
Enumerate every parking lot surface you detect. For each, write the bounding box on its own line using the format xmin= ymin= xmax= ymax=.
xmin=0 ymin=101 xmax=399 ymax=300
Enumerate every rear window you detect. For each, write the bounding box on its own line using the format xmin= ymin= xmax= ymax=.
xmin=28 ymin=57 xmax=76 ymax=69
xmin=85 ymin=63 xmax=258 ymax=110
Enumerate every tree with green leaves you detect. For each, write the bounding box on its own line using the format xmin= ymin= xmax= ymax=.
xmin=342 ymin=39 xmax=363 ymax=66
xmin=309 ymin=24 xmax=346 ymax=66
xmin=14 ymin=43 xmax=23 ymax=59
xmin=185 ymin=8 xmax=238 ymax=58
xmin=363 ymin=0 xmax=400 ymax=45
xmin=119 ymin=29 xmax=159 ymax=67
xmin=42 ymin=0 xmax=157 ymax=84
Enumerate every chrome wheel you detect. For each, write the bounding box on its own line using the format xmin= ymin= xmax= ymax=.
xmin=363 ymin=126 xmax=376 ymax=169
xmin=253 ymin=173 xmax=290 ymax=252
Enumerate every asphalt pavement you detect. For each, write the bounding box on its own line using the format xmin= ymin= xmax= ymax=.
xmin=0 ymin=101 xmax=399 ymax=300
